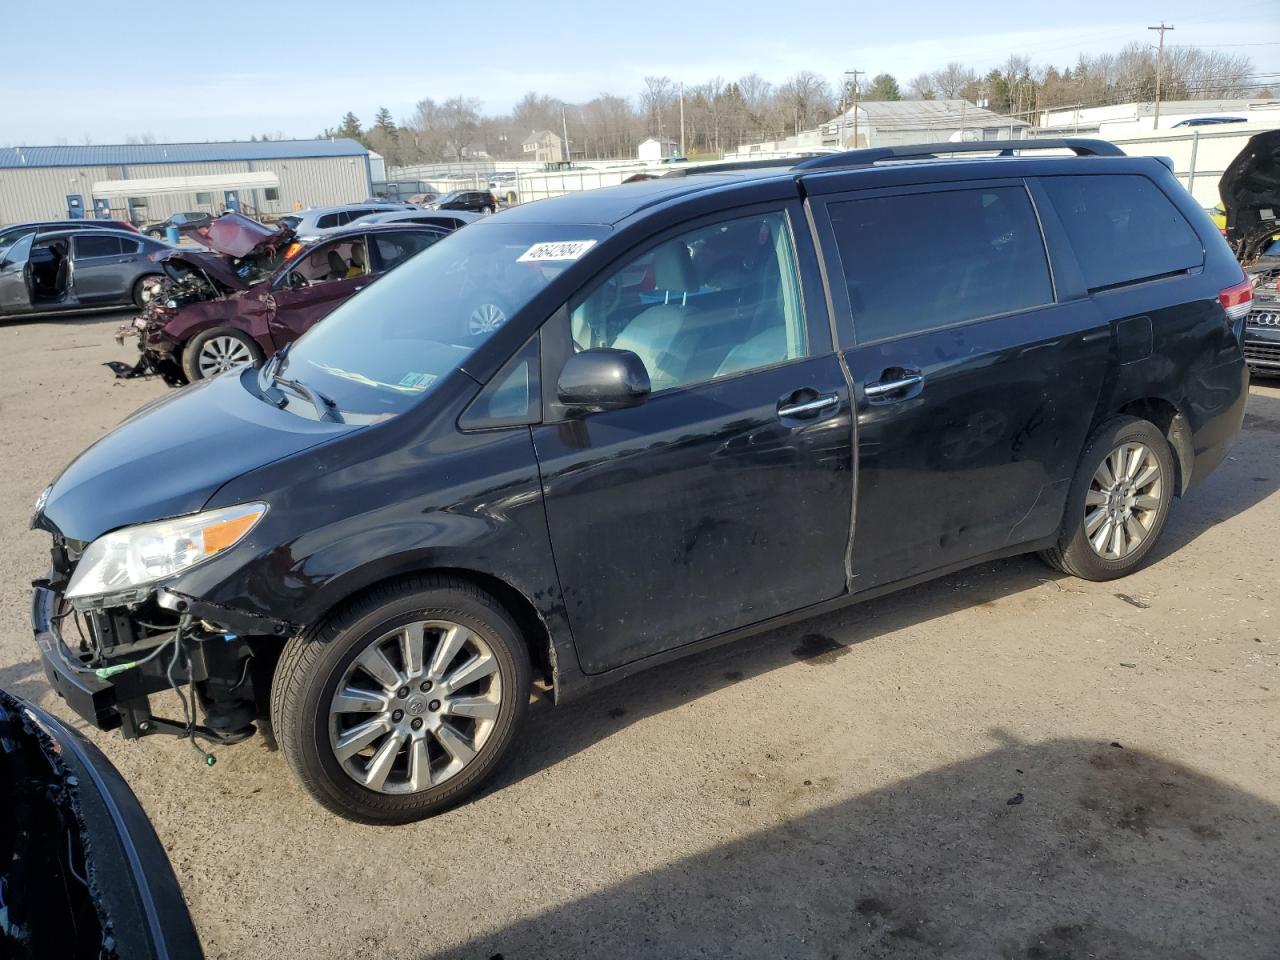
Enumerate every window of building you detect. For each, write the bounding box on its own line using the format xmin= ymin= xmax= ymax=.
xmin=264 ymin=187 xmax=280 ymax=201
xmin=1039 ymin=174 xmax=1203 ymax=291
xmin=828 ymin=186 xmax=1053 ymax=343
xmin=195 ymin=192 xmax=213 ymax=205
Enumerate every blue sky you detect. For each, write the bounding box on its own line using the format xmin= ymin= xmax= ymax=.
xmin=1 ymin=0 xmax=1277 ymax=144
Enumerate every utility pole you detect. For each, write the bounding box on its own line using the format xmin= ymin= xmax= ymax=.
xmin=561 ymin=107 xmax=570 ymax=163
xmin=844 ymin=69 xmax=864 ymax=148
xmin=679 ymin=81 xmax=686 ymax=158
xmin=1148 ymin=22 xmax=1174 ymax=128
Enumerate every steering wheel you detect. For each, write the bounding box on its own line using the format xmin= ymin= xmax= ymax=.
xmin=288 ymin=271 xmax=310 ymax=289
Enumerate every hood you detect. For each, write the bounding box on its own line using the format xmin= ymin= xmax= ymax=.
xmin=180 ymin=212 xmax=292 ymax=258
xmin=37 ymin=370 xmax=349 ymax=543
xmin=1220 ymin=130 xmax=1280 ymax=263
xmin=152 ymin=248 xmax=254 ymax=292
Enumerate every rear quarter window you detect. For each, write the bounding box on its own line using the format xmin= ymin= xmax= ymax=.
xmin=316 ymin=213 xmax=340 ymax=229
xmin=1039 ymin=174 xmax=1204 ymax=291
xmin=828 ymin=185 xmax=1053 ymax=343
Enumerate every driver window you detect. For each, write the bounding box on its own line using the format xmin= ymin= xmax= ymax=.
xmin=289 ymin=239 xmax=369 ymax=286
xmin=569 ymin=210 xmax=807 ymax=393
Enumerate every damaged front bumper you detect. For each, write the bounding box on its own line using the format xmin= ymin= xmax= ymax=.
xmin=31 ymin=576 xmax=290 ymax=743
xmin=109 ymin=315 xmax=186 ymax=385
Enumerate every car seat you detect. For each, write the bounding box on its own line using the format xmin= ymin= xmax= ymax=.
xmin=327 ymin=249 xmax=348 ymax=280
xmin=611 ymin=241 xmax=703 ymax=391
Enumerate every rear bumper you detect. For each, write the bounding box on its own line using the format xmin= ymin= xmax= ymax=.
xmin=1185 ymin=355 xmax=1250 ymax=493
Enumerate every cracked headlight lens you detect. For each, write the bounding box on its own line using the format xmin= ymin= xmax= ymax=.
xmin=65 ymin=503 xmax=266 ymax=601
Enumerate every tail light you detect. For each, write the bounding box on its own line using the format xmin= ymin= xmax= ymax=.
xmin=1219 ymin=276 xmax=1253 ymax=321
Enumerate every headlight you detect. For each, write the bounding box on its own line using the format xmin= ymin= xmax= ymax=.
xmin=65 ymin=503 xmax=267 ymax=601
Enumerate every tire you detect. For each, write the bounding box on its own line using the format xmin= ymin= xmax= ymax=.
xmin=271 ymin=576 xmax=531 ymax=824
xmin=181 ymin=327 xmax=264 ymax=382
xmin=1039 ymin=415 xmax=1175 ymax=581
xmin=132 ymin=274 xmax=163 ymax=308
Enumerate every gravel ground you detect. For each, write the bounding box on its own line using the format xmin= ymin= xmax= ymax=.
xmin=1 ymin=313 xmax=1277 ymax=960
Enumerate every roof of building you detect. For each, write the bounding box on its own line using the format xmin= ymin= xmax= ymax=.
xmin=0 ymin=138 xmax=368 ymax=169
xmin=522 ymin=130 xmax=560 ymax=146
xmin=827 ymin=99 xmax=1029 ymax=129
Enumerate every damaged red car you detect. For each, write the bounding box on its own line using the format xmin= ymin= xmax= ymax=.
xmin=117 ymin=213 xmax=449 ymax=383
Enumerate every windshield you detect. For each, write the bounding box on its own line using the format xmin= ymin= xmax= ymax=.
xmin=273 ymin=221 xmax=609 ymax=422
xmin=0 ymin=226 xmax=36 ymax=250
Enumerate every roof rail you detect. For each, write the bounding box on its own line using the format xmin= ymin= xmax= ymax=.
xmin=660 ymin=155 xmax=828 ymax=178
xmin=791 ymin=138 xmax=1124 ymax=171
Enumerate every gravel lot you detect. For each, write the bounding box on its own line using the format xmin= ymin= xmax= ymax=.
xmin=1 ymin=313 xmax=1277 ymax=960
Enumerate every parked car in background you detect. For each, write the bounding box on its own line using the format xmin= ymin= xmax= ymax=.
xmin=0 ymin=688 xmax=204 ymax=958
xmin=32 ymin=139 xmax=1249 ymax=824
xmin=407 ymin=190 xmax=440 ymax=205
xmin=431 ymin=190 xmax=496 ymax=214
xmin=489 ymin=173 xmax=518 ymax=204
xmin=143 ymin=210 xmax=213 ymax=238
xmin=120 ymin=221 xmax=448 ymax=382
xmin=0 ymin=218 xmax=138 ymax=251
xmin=0 ymin=228 xmax=169 ymax=318
xmin=1173 ymin=116 xmax=1247 ymax=128
xmin=348 ymin=209 xmax=481 ymax=231
xmin=291 ymin=202 xmax=416 ymax=241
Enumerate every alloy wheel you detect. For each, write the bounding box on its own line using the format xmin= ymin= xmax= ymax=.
xmin=1084 ymin=441 xmax=1163 ymax=560
xmin=197 ymin=336 xmax=254 ymax=378
xmin=328 ymin=620 xmax=502 ymax=794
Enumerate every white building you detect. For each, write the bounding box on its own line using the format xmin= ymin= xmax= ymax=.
xmin=0 ymin=139 xmax=372 ymax=225
xmin=638 ymin=137 xmax=680 ymax=162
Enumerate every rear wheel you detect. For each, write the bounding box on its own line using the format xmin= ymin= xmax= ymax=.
xmin=271 ymin=576 xmax=531 ymax=824
xmin=182 ymin=327 xmax=263 ymax=382
xmin=1039 ymin=416 xmax=1175 ymax=580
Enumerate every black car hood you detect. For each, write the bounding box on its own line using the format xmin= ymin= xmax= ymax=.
xmin=1220 ymin=130 xmax=1280 ymax=262
xmin=38 ymin=370 xmax=350 ymax=543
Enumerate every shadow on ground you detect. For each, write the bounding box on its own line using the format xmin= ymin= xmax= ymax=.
xmin=440 ymin=737 xmax=1280 ymax=959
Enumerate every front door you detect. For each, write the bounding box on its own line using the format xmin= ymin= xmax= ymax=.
xmin=66 ymin=194 xmax=85 ymax=219
xmin=532 ymin=206 xmax=854 ymax=675
xmin=266 ymin=237 xmax=369 ymax=347
xmin=812 ymin=179 xmax=1110 ymax=592
xmin=0 ymin=234 xmax=35 ymax=315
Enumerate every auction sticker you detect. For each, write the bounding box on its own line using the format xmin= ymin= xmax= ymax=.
xmin=517 ymin=240 xmax=598 ymax=262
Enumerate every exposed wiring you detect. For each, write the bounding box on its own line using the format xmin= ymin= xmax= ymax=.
xmin=165 ymin=619 xmax=217 ymax=767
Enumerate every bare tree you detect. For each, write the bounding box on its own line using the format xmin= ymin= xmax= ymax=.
xmin=641 ymin=75 xmax=675 ymax=137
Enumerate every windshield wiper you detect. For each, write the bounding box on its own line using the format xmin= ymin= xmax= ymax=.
xmin=270 ymin=366 xmax=343 ymax=423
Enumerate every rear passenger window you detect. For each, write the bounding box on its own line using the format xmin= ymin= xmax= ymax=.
xmin=74 ymin=235 xmax=122 ymax=259
xmin=1040 ymin=175 xmax=1203 ymax=291
xmin=829 ymin=186 xmax=1052 ymax=343
xmin=373 ymin=231 xmax=441 ymax=271
xmin=316 ymin=213 xmax=340 ymax=229
xmin=569 ymin=211 xmax=808 ymax=393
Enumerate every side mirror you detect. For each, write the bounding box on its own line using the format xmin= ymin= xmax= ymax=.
xmin=557 ymin=348 xmax=651 ymax=412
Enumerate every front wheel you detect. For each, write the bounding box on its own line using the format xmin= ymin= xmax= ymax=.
xmin=271 ymin=576 xmax=531 ymax=824
xmin=1039 ymin=416 xmax=1175 ymax=580
xmin=182 ymin=327 xmax=264 ymax=382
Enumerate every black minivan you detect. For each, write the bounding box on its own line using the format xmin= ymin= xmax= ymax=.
xmin=31 ymin=140 xmax=1251 ymax=824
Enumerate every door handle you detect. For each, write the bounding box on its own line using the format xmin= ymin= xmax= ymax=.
xmin=778 ymin=394 xmax=839 ymax=418
xmin=864 ymin=372 xmax=924 ymax=400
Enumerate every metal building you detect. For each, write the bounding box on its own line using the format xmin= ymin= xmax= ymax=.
xmin=0 ymin=139 xmax=372 ymax=226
